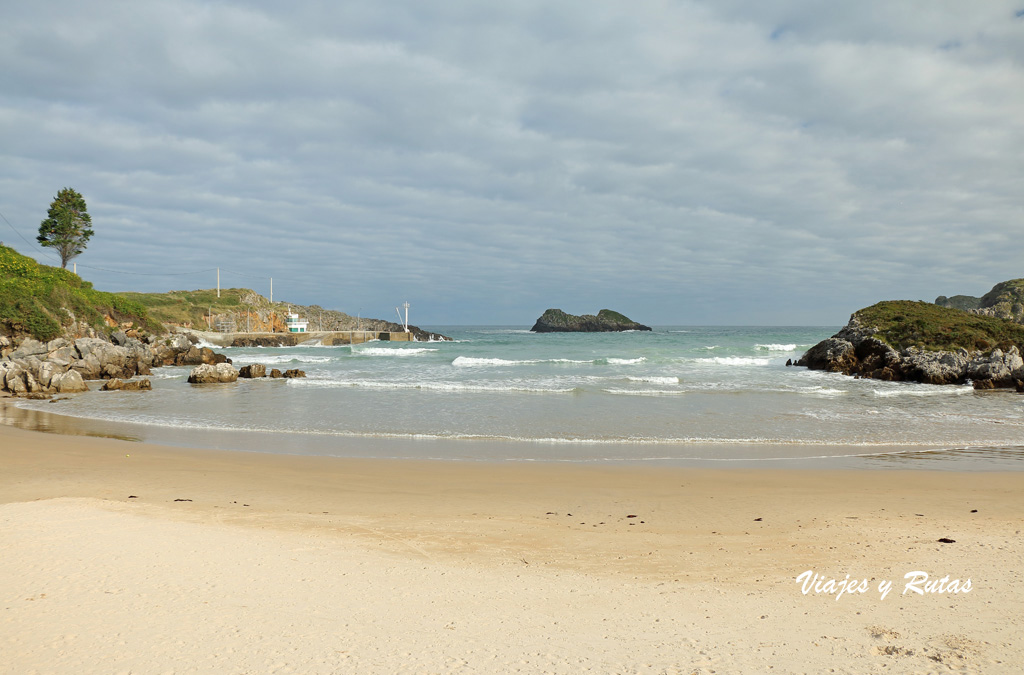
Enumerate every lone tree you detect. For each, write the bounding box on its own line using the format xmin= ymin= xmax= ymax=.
xmin=37 ymin=187 xmax=94 ymax=269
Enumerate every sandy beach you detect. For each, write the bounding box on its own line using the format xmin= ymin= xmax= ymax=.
xmin=2 ymin=420 xmax=1023 ymax=674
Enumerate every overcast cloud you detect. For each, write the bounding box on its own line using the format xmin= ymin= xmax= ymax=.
xmin=2 ymin=1 xmax=1022 ymax=325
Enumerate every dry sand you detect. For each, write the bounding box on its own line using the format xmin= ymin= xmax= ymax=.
xmin=1 ymin=420 xmax=1023 ymax=674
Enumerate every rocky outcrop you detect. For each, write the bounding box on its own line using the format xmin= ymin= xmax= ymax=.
xmin=187 ymin=363 xmax=239 ymax=384
xmin=531 ymin=309 xmax=652 ymax=333
xmin=282 ymin=369 xmax=306 ymax=378
xmin=0 ymin=333 xmax=229 ymax=397
xmin=101 ymin=378 xmax=152 ymax=392
xmin=238 ymin=364 xmax=267 ymax=378
xmin=797 ymin=319 xmax=1024 ymax=389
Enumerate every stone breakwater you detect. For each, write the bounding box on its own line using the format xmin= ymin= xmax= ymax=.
xmin=0 ymin=332 xmax=230 ymax=398
xmin=796 ymin=321 xmax=1024 ymax=389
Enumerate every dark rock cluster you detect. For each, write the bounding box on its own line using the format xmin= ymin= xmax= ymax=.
xmin=531 ymin=309 xmax=652 ymax=333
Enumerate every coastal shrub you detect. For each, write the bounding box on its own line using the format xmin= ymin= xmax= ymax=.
xmin=856 ymin=300 xmax=1024 ymax=352
xmin=0 ymin=244 xmax=158 ymax=340
xmin=120 ymin=287 xmax=262 ymax=327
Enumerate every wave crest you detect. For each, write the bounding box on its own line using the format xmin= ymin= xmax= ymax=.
xmin=355 ymin=347 xmax=438 ymax=356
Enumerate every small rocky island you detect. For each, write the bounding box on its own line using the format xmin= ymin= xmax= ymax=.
xmin=531 ymin=309 xmax=652 ymax=333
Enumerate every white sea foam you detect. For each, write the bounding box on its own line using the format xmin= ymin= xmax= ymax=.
xmin=453 ymin=356 xmax=540 ymax=366
xmin=604 ymin=388 xmax=687 ymax=396
xmin=696 ymin=356 xmax=773 ymax=366
xmin=291 ymin=377 xmax=579 ymax=394
xmin=871 ymin=386 xmax=974 ymax=398
xmin=452 ymin=356 xmax=590 ymax=367
xmin=355 ymin=347 xmax=439 ymax=357
xmin=755 ymin=343 xmax=798 ymax=351
xmin=627 ymin=376 xmax=680 ymax=385
xmin=795 ymin=386 xmax=846 ymax=397
xmin=605 ymin=357 xmax=647 ymax=365
xmin=240 ymin=354 xmax=335 ymax=365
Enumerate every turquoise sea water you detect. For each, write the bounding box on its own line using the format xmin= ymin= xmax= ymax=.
xmin=8 ymin=326 xmax=1024 ymax=469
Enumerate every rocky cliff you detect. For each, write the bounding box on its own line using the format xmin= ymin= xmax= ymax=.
xmin=531 ymin=309 xmax=652 ymax=333
xmin=797 ymin=301 xmax=1024 ymax=389
xmin=935 ymin=279 xmax=1024 ymax=324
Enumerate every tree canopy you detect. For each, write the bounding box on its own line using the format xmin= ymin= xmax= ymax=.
xmin=37 ymin=187 xmax=94 ymax=269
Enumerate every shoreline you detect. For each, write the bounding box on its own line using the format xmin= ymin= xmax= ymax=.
xmin=3 ymin=407 xmax=1024 ymax=671
xmin=4 ymin=393 xmax=1022 ymax=471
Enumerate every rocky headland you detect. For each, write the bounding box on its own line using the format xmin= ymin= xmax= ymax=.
xmin=0 ymin=243 xmax=449 ymax=397
xmin=935 ymin=278 xmax=1024 ymax=324
xmin=531 ymin=309 xmax=652 ymax=333
xmin=797 ymin=299 xmax=1024 ymax=389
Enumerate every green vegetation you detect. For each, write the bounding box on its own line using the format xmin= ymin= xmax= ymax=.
xmin=855 ymin=300 xmax=1024 ymax=352
xmin=119 ymin=288 xmax=254 ymax=327
xmin=0 ymin=244 xmax=159 ymax=341
xmin=933 ymin=294 xmax=982 ymax=311
xmin=596 ymin=309 xmax=634 ymax=325
xmin=37 ymin=187 xmax=94 ymax=269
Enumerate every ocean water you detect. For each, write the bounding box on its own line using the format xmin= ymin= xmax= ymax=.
xmin=8 ymin=326 xmax=1024 ymax=469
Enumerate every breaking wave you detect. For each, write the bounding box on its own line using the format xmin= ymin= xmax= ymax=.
xmin=354 ymin=347 xmax=439 ymax=357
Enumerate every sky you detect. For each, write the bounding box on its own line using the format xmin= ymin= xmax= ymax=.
xmin=2 ymin=1 xmax=1023 ymax=326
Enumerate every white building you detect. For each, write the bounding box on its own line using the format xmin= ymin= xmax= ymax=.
xmin=285 ymin=311 xmax=308 ymax=333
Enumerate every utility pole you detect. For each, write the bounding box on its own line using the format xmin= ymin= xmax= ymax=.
xmin=270 ymin=277 xmax=273 ymax=304
xmin=217 ymin=268 xmax=220 ymax=298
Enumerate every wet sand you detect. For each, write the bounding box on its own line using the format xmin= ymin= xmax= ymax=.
xmin=2 ymin=420 xmax=1023 ymax=673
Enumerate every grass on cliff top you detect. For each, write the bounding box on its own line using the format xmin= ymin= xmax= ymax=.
xmin=855 ymin=300 xmax=1024 ymax=352
xmin=0 ymin=245 xmax=159 ymax=342
xmin=596 ymin=309 xmax=636 ymax=324
xmin=118 ymin=288 xmax=259 ymax=327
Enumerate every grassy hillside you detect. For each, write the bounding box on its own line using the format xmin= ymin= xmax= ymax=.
xmin=118 ymin=288 xmax=254 ymax=329
xmin=0 ymin=245 xmax=159 ymax=341
xmin=855 ymin=300 xmax=1024 ymax=352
